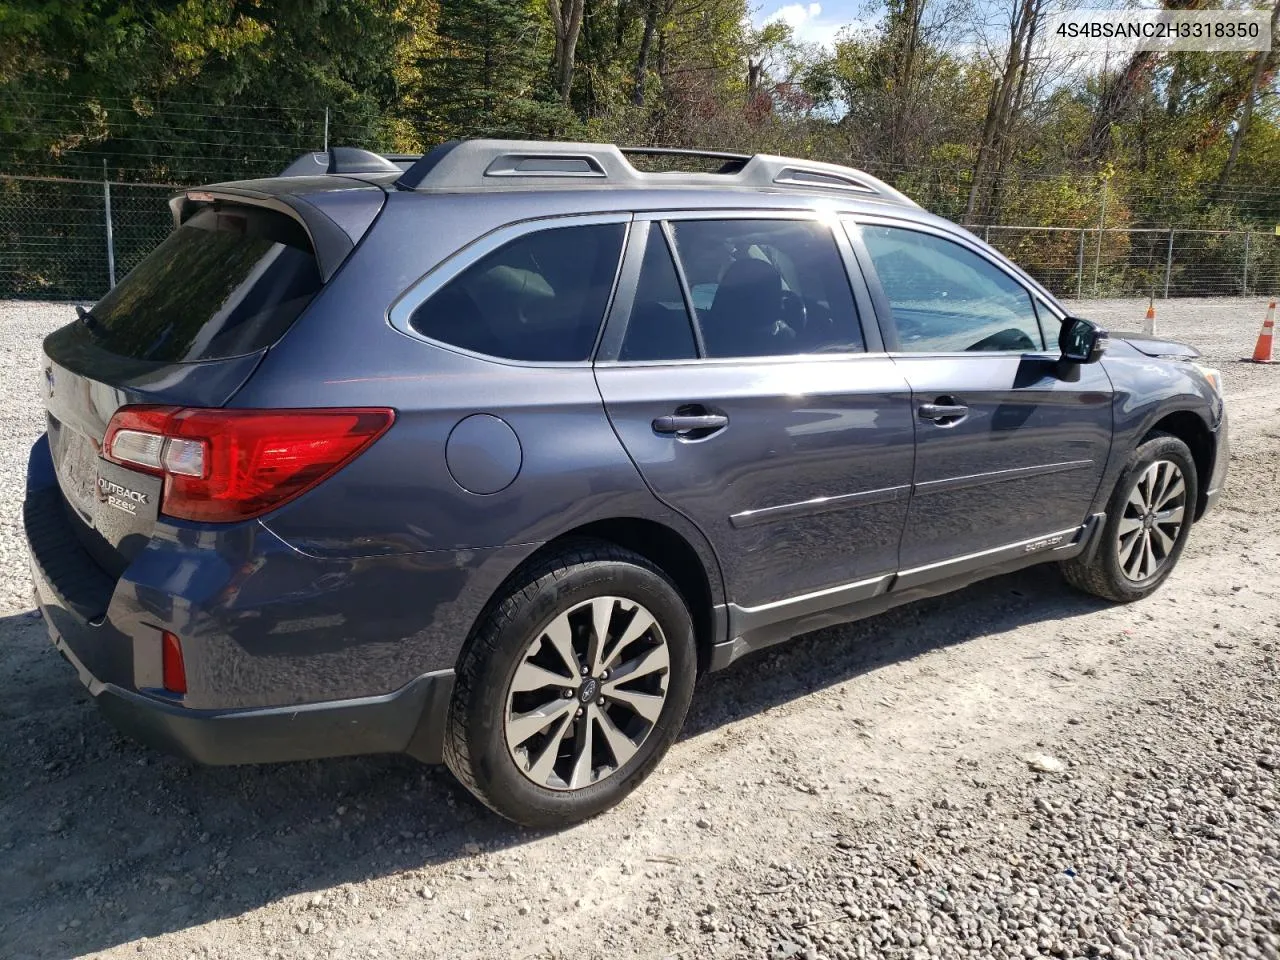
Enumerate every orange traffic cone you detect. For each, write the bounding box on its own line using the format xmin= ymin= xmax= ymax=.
xmin=1247 ymin=300 xmax=1276 ymax=363
xmin=1143 ymin=298 xmax=1157 ymax=335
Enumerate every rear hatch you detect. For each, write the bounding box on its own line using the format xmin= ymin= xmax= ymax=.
xmin=42 ymin=195 xmax=352 ymax=579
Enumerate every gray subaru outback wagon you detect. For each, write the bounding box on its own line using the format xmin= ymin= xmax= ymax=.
xmin=25 ymin=140 xmax=1227 ymax=826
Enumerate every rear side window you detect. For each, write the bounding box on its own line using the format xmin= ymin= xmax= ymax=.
xmin=83 ymin=205 xmax=321 ymax=363
xmin=410 ymin=223 xmax=626 ymax=362
xmin=667 ymin=219 xmax=863 ymax=358
xmin=619 ymin=227 xmax=698 ymax=362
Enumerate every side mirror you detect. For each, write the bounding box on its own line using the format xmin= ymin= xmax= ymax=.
xmin=1060 ymin=316 xmax=1108 ymax=364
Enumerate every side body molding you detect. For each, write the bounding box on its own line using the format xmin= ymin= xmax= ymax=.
xmin=709 ymin=515 xmax=1105 ymax=671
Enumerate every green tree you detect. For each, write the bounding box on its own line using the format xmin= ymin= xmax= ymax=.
xmin=413 ymin=0 xmax=552 ymax=138
xmin=0 ymin=0 xmax=425 ymax=180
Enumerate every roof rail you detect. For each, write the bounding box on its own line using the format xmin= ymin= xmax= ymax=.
xmin=619 ymin=146 xmax=751 ymax=173
xmin=391 ymin=139 xmax=918 ymax=207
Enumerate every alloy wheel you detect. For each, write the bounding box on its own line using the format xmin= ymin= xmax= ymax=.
xmin=1117 ymin=459 xmax=1186 ymax=582
xmin=504 ymin=596 xmax=670 ymax=791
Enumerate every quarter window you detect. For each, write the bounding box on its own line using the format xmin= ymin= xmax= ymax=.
xmin=408 ymin=222 xmax=625 ymax=362
xmin=1034 ymin=295 xmax=1064 ymax=351
xmin=858 ymin=225 xmax=1045 ymax=353
xmin=667 ymin=219 xmax=864 ymax=358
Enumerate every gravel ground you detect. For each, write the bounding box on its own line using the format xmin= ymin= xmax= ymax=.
xmin=0 ymin=297 xmax=1277 ymax=960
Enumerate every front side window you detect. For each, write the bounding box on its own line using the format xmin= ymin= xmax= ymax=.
xmin=409 ymin=222 xmax=625 ymax=362
xmin=667 ymin=219 xmax=864 ymax=359
xmin=858 ymin=224 xmax=1045 ymax=353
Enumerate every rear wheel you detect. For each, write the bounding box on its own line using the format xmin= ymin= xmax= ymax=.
xmin=1061 ymin=432 xmax=1197 ymax=602
xmin=443 ymin=542 xmax=696 ymax=827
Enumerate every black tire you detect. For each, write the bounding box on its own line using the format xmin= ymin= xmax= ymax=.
xmin=442 ymin=540 xmax=697 ymax=828
xmin=1061 ymin=431 xmax=1198 ymax=602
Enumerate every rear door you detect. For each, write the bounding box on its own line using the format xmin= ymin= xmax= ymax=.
xmin=594 ymin=213 xmax=916 ymax=615
xmin=42 ymin=202 xmax=326 ymax=575
xmin=846 ymin=217 xmax=1113 ymax=576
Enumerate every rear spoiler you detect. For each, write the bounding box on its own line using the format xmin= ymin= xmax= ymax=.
xmin=279 ymin=148 xmax=421 ymax=177
xmin=169 ymin=181 xmax=386 ymax=281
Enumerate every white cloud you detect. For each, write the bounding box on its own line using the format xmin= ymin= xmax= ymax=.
xmin=760 ymin=2 xmax=857 ymax=50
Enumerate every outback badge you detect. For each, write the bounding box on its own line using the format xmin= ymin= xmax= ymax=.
xmin=1024 ymin=534 xmax=1065 ymax=553
xmin=97 ymin=476 xmax=149 ymax=516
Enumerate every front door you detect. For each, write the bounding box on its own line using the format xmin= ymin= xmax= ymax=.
xmin=849 ymin=219 xmax=1113 ymax=573
xmin=594 ymin=214 xmax=916 ymax=613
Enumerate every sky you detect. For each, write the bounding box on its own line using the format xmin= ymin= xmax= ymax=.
xmin=756 ymin=1 xmax=870 ymax=49
xmin=751 ymin=0 xmax=1256 ymax=68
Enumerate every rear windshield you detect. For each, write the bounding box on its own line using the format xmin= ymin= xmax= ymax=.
xmin=81 ymin=205 xmax=321 ymax=363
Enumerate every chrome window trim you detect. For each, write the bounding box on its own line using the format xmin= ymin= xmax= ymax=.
xmin=595 ymin=350 xmax=891 ymax=368
xmin=385 ymin=212 xmax=633 ymax=367
xmin=634 ymin=208 xmax=840 ymax=223
xmin=885 ymin=349 xmax=1059 ymax=360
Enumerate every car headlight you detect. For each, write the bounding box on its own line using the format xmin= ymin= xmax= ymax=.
xmin=1193 ymin=363 xmax=1223 ymax=394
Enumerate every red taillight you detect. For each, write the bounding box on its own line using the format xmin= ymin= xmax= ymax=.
xmin=161 ymin=631 xmax=187 ymax=694
xmin=103 ymin=406 xmax=395 ymax=523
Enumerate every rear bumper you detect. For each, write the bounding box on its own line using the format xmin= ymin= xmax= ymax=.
xmin=21 ymin=431 xmax=502 ymax=766
xmin=44 ymin=611 xmax=454 ymax=764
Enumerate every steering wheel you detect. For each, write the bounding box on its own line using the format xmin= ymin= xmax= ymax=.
xmin=779 ymin=291 xmax=808 ymax=333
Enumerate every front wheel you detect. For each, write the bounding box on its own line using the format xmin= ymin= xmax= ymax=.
xmin=443 ymin=542 xmax=697 ymax=828
xmin=1061 ymin=431 xmax=1198 ymax=602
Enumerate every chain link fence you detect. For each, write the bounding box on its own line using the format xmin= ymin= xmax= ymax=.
xmin=2 ymin=170 xmax=1278 ymax=303
xmin=0 ymin=174 xmax=174 ymax=299
xmin=983 ymin=225 xmax=1280 ymax=301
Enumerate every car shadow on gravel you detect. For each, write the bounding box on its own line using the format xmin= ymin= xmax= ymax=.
xmin=683 ymin=563 xmax=1111 ymax=738
xmin=0 ymin=564 xmax=1107 ymax=959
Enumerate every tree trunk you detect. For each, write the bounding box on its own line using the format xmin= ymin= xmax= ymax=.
xmin=482 ymin=9 xmax=495 ymax=116
xmin=964 ymin=78 xmax=1003 ymax=224
xmin=1081 ymin=50 xmax=1158 ymax=161
xmin=986 ymin=0 xmax=1039 ymax=221
xmin=888 ymin=0 xmax=926 ymax=166
xmin=547 ymin=0 xmax=587 ymax=103
xmin=1084 ymin=0 xmax=1208 ymax=159
xmin=1216 ymin=1 xmax=1280 ymax=193
xmin=615 ymin=0 xmax=633 ymax=53
xmin=964 ymin=0 xmax=1038 ymax=223
xmin=632 ymin=0 xmax=660 ymax=105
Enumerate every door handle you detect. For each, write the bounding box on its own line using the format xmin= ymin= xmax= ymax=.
xmin=917 ymin=399 xmax=969 ymax=425
xmin=652 ymin=413 xmax=729 ymax=436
